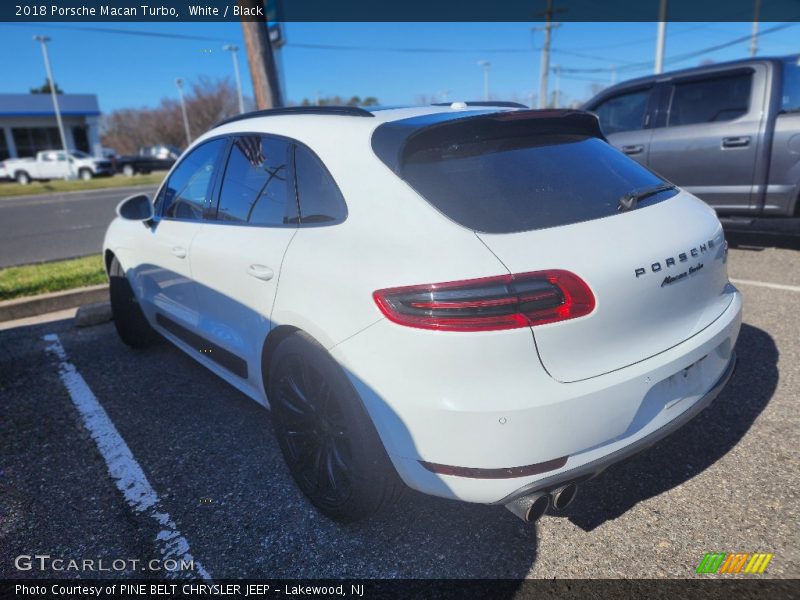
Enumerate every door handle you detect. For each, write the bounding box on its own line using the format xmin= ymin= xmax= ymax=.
xmin=171 ymin=246 xmax=187 ymax=259
xmin=247 ymin=264 xmax=274 ymax=281
xmin=722 ymin=136 xmax=751 ymax=148
xmin=621 ymin=144 xmax=644 ymax=155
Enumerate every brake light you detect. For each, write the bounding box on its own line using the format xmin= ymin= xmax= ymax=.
xmin=373 ymin=270 xmax=594 ymax=332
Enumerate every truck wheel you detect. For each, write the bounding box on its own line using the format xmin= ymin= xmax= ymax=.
xmin=79 ymin=168 xmax=92 ymax=181
xmin=109 ymin=256 xmax=157 ymax=348
xmin=122 ymin=164 xmax=135 ymax=177
xmin=15 ymin=171 xmax=30 ymax=185
xmin=267 ymin=331 xmax=403 ymax=522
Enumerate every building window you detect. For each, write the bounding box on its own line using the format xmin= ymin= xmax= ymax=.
xmin=72 ymin=126 xmax=90 ymax=153
xmin=0 ymin=131 xmax=9 ymax=161
xmin=11 ymin=127 xmax=61 ymax=158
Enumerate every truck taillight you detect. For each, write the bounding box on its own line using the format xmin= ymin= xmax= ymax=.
xmin=373 ymin=270 xmax=595 ymax=332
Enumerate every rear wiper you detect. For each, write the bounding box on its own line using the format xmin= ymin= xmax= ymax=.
xmin=618 ymin=183 xmax=676 ymax=212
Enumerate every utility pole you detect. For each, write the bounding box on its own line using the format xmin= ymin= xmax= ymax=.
xmin=478 ymin=60 xmax=490 ymax=101
xmin=534 ymin=0 xmax=565 ymax=108
xmin=750 ymin=0 xmax=762 ymax=57
xmin=654 ymin=0 xmax=668 ymax=74
xmin=33 ymin=35 xmax=72 ymax=178
xmin=223 ymin=44 xmax=245 ymax=114
xmin=175 ymin=78 xmax=192 ymax=147
xmin=552 ymin=64 xmax=561 ymax=107
xmin=239 ymin=0 xmax=282 ymax=109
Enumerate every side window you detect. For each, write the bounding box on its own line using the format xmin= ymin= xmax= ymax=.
xmin=158 ymin=139 xmax=225 ymax=220
xmin=592 ymin=88 xmax=651 ymax=135
xmin=215 ymin=135 xmax=295 ymax=226
xmin=668 ymin=72 xmax=753 ymax=126
xmin=294 ymin=145 xmax=347 ymax=224
xmin=782 ymin=58 xmax=800 ymax=113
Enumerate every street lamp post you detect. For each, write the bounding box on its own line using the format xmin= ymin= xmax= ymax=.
xmin=223 ymin=44 xmax=245 ymax=114
xmin=175 ymin=78 xmax=192 ymax=147
xmin=33 ymin=35 xmax=73 ymax=178
xmin=478 ymin=60 xmax=490 ymax=102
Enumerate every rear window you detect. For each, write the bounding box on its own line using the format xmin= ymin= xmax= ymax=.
xmin=401 ymin=134 xmax=674 ymax=234
xmin=782 ymin=57 xmax=800 ymax=113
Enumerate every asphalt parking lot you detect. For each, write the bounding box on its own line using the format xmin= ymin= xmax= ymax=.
xmin=0 ymin=230 xmax=798 ymax=580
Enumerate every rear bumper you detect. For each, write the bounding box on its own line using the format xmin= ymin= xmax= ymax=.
xmin=495 ymin=350 xmax=737 ymax=505
xmin=331 ymin=288 xmax=742 ymax=504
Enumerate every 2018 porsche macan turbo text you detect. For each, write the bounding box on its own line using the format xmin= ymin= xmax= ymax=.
xmin=103 ymin=104 xmax=741 ymax=523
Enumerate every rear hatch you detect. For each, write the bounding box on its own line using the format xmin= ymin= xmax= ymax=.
xmin=375 ymin=109 xmax=733 ymax=382
xmin=477 ymin=195 xmax=731 ymax=382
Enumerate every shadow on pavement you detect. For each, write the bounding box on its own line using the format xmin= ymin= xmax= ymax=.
xmin=560 ymin=323 xmax=777 ymax=532
xmin=724 ymin=227 xmax=800 ymax=251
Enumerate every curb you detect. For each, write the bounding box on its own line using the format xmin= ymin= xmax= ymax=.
xmin=0 ymin=181 xmax=162 ymax=203
xmin=75 ymin=301 xmax=113 ymax=328
xmin=0 ymin=284 xmax=109 ymax=322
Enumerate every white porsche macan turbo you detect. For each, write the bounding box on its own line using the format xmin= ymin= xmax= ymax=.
xmin=103 ymin=103 xmax=742 ymax=523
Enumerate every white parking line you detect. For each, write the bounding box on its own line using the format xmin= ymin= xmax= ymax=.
xmin=43 ymin=333 xmax=212 ymax=581
xmin=730 ymin=278 xmax=800 ymax=293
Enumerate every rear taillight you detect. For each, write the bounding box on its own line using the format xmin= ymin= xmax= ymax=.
xmin=373 ymin=270 xmax=595 ymax=332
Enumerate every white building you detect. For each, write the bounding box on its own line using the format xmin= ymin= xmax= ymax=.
xmin=0 ymin=93 xmax=101 ymax=160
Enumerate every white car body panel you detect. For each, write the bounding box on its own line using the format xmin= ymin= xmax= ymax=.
xmin=478 ymin=192 xmax=733 ymax=382
xmin=190 ymin=223 xmax=297 ymax=398
xmin=103 ymin=105 xmax=742 ymax=507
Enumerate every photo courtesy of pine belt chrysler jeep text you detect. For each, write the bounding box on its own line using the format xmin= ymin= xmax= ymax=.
xmin=103 ymin=103 xmax=742 ymax=523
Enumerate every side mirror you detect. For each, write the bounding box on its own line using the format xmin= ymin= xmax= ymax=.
xmin=116 ymin=193 xmax=154 ymax=222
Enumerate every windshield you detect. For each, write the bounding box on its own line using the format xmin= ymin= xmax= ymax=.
xmin=69 ymin=150 xmax=90 ymax=159
xmin=401 ymin=134 xmax=677 ymax=234
xmin=782 ymin=57 xmax=800 ymax=113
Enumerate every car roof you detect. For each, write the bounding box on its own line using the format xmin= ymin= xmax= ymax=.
xmin=212 ymin=103 xmax=524 ymax=129
xmin=199 ymin=104 xmax=526 ymax=156
xmin=586 ymin=54 xmax=799 ymax=103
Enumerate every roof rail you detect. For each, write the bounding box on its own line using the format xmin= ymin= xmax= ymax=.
xmin=431 ymin=101 xmax=529 ymax=109
xmin=215 ymin=105 xmax=374 ymax=128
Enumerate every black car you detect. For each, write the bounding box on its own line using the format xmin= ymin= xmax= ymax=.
xmin=114 ymin=145 xmax=181 ymax=176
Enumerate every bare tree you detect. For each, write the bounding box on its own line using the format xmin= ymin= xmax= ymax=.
xmin=101 ymin=77 xmax=241 ymax=154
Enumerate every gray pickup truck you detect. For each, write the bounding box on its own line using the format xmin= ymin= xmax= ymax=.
xmin=583 ymin=55 xmax=800 ymax=220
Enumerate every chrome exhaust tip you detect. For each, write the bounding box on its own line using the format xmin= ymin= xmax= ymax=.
xmin=551 ymin=482 xmax=578 ymax=510
xmin=505 ymin=492 xmax=550 ymax=523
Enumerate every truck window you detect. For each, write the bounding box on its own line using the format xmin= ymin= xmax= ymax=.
xmin=592 ymin=88 xmax=651 ymax=134
xmin=668 ymin=72 xmax=752 ymax=126
xmin=782 ymin=57 xmax=800 ymax=113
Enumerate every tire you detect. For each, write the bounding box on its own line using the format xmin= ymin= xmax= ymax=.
xmin=15 ymin=171 xmax=30 ymax=185
xmin=108 ymin=256 xmax=157 ymax=348
xmin=79 ymin=168 xmax=92 ymax=181
xmin=122 ymin=164 xmax=135 ymax=177
xmin=268 ymin=332 xmax=403 ymax=522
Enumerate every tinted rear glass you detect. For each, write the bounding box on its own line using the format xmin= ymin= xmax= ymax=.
xmin=401 ymin=134 xmax=674 ymax=233
xmin=782 ymin=58 xmax=800 ymax=113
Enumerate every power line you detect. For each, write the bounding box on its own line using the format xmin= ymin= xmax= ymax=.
xmin=286 ymin=42 xmax=531 ymax=54
xmin=7 ymin=22 xmax=231 ymax=42
xmin=7 ymin=23 xmax=535 ymax=54
xmin=559 ymin=21 xmax=798 ymax=75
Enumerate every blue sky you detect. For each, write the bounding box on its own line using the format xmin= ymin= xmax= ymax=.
xmin=1 ymin=21 xmax=798 ymax=112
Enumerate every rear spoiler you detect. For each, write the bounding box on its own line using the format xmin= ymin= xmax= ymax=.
xmin=372 ymin=109 xmax=606 ymax=175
